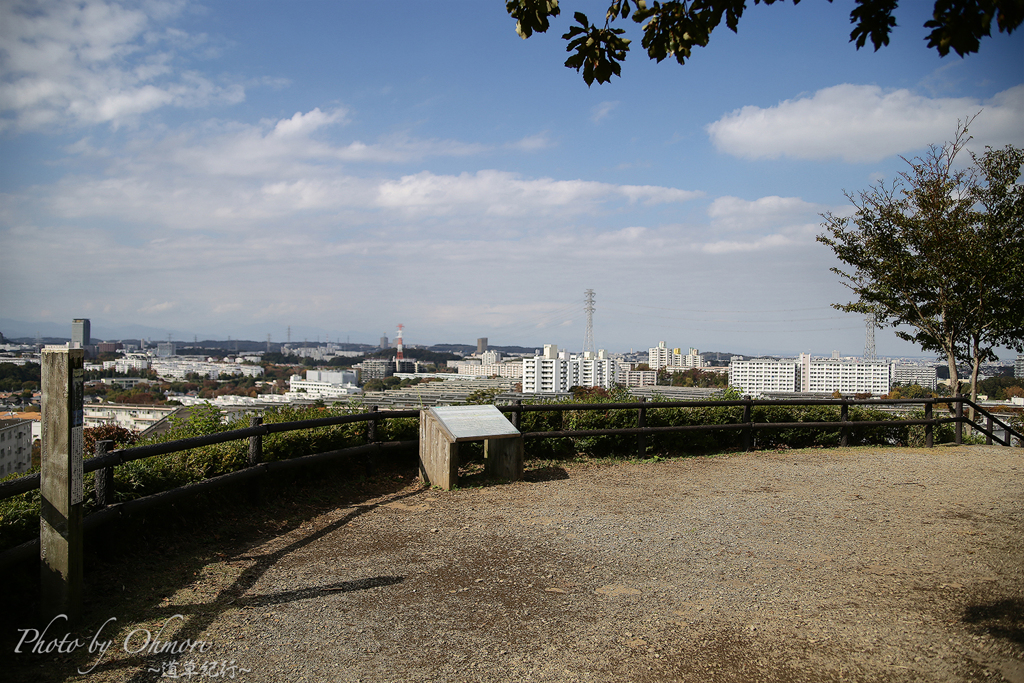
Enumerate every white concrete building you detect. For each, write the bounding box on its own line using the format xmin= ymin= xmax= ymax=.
xmin=522 ymin=344 xmax=568 ymax=394
xmin=649 ymin=342 xmax=706 ymax=371
xmin=150 ymin=358 xmax=264 ymax=380
xmin=83 ymin=404 xmax=178 ymax=432
xmin=287 ymin=370 xmax=361 ymax=399
xmin=457 ymin=363 xmax=523 ymax=379
xmin=522 ymin=345 xmax=616 ymax=393
xmin=617 ymin=370 xmax=658 ymax=387
xmin=799 ymin=354 xmax=892 ymax=395
xmin=0 ymin=418 xmax=33 ymax=477
xmin=567 ymin=350 xmax=617 ymax=390
xmin=115 ymin=354 xmax=151 ymax=373
xmin=892 ymin=364 xmax=938 ymax=391
xmin=649 ymin=341 xmax=672 ymax=370
xmin=729 ymin=358 xmax=800 ymax=394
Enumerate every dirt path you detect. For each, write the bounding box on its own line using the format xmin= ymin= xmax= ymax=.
xmin=9 ymin=445 xmax=1024 ymax=682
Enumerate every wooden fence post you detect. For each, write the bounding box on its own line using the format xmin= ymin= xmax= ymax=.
xmin=637 ymin=397 xmax=647 ymax=458
xmin=367 ymin=405 xmax=378 ymax=443
xmin=511 ymin=400 xmax=521 ymax=431
xmin=985 ymin=415 xmax=993 ymax=446
xmin=40 ymin=348 xmax=85 ymax=622
xmin=248 ymin=415 xmax=263 ymax=466
xmin=955 ymin=395 xmax=963 ymax=445
xmin=94 ymin=440 xmax=114 ymax=507
xmin=742 ymin=399 xmax=752 ymax=452
xmin=924 ymin=402 xmax=933 ymax=448
xmin=840 ymin=400 xmax=849 ymax=447
xmin=248 ymin=415 xmax=262 ymax=503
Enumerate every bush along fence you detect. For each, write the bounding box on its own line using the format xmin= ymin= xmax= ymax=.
xmin=1 ymin=352 xmax=1021 ymax=619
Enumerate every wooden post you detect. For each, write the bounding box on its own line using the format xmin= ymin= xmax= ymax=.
xmin=985 ymin=415 xmax=993 ymax=446
xmin=94 ymin=440 xmax=114 ymax=507
xmin=924 ymin=402 xmax=933 ymax=448
xmin=40 ymin=348 xmax=85 ymax=622
xmin=742 ymin=399 xmax=752 ymax=452
xmin=839 ymin=400 xmax=849 ymax=447
xmin=510 ymin=400 xmax=521 ymax=431
xmin=248 ymin=415 xmax=263 ymax=466
xmin=955 ymin=395 xmax=963 ymax=445
xmin=637 ymin=396 xmax=647 ymax=458
xmin=367 ymin=405 xmax=378 ymax=443
xmin=247 ymin=415 xmax=262 ymax=503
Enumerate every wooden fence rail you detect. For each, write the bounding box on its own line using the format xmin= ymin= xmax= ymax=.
xmin=0 ymin=392 xmax=1020 ymax=618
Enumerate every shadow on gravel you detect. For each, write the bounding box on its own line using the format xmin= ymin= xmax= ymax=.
xmin=1 ymin=459 xmax=425 ymax=683
xmin=962 ymin=598 xmax=1024 ymax=645
xmin=240 ymin=575 xmax=405 ymax=607
xmin=108 ymin=486 xmax=424 ymax=683
xmin=524 ymin=465 xmax=570 ymax=482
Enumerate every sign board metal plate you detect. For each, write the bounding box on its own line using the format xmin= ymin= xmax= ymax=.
xmin=429 ymin=405 xmax=519 ymax=442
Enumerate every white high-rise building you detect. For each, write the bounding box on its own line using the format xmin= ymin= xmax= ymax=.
xmin=567 ymin=350 xmax=616 ymax=390
xmin=522 ymin=344 xmax=567 ymax=394
xmin=799 ymin=354 xmax=892 ymax=395
xmin=522 ymin=345 xmax=616 ymax=394
xmin=649 ymin=342 xmax=705 ymax=370
xmin=892 ymin=364 xmax=938 ymax=391
xmin=729 ymin=358 xmax=800 ymax=393
xmin=649 ymin=341 xmax=672 ymax=370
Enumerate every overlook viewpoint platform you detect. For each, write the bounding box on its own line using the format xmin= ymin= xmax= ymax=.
xmin=5 ymin=444 xmax=1023 ymax=683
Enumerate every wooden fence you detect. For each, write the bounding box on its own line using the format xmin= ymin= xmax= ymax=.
xmin=1 ymin=393 xmax=1020 ymax=615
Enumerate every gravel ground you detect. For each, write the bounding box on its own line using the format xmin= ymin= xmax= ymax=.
xmin=9 ymin=444 xmax=1024 ymax=682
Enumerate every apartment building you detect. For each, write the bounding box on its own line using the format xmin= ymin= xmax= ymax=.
xmin=521 ymin=345 xmax=616 ymax=394
xmin=649 ymin=342 xmax=706 ymax=370
xmin=0 ymin=418 xmax=33 ymax=477
xmin=728 ymin=358 xmax=800 ymax=393
xmin=892 ymin=364 xmax=938 ymax=390
xmin=798 ymin=354 xmax=892 ymax=394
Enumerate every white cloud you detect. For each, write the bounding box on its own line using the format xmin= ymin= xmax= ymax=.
xmin=0 ymin=0 xmax=243 ymax=132
xmin=708 ymin=195 xmax=822 ymax=232
xmin=271 ymin=108 xmax=346 ymax=137
xmin=591 ymin=100 xmax=619 ymax=123
xmin=375 ymin=171 xmax=700 ymax=217
xmin=706 ymin=84 xmax=1024 ymax=163
xmin=508 ymin=132 xmax=553 ymax=152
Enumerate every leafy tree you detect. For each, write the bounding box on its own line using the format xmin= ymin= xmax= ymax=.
xmin=506 ymin=0 xmax=1024 ymax=85
xmin=818 ymin=122 xmax=1024 ymax=409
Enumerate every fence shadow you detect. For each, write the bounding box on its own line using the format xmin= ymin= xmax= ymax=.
xmin=1 ymin=459 xmax=425 ymax=683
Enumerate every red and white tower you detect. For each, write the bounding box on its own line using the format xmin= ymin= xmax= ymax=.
xmin=396 ymin=324 xmax=404 ymax=361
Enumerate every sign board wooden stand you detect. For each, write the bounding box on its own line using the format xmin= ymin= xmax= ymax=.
xmin=419 ymin=405 xmax=523 ymax=490
xmin=40 ymin=348 xmax=85 ymax=621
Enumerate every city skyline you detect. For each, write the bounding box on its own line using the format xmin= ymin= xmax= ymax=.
xmin=1 ymin=1 xmax=1021 ymax=358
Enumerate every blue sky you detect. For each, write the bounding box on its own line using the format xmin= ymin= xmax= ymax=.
xmin=1 ymin=0 xmax=1022 ymax=357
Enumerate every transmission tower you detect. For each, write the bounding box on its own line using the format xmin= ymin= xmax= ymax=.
xmin=864 ymin=313 xmax=877 ymax=360
xmin=583 ymin=289 xmax=595 ymax=354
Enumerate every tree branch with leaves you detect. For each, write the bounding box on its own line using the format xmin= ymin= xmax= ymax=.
xmin=817 ymin=121 xmax=1024 ymax=409
xmin=506 ymin=0 xmax=1024 ymax=85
